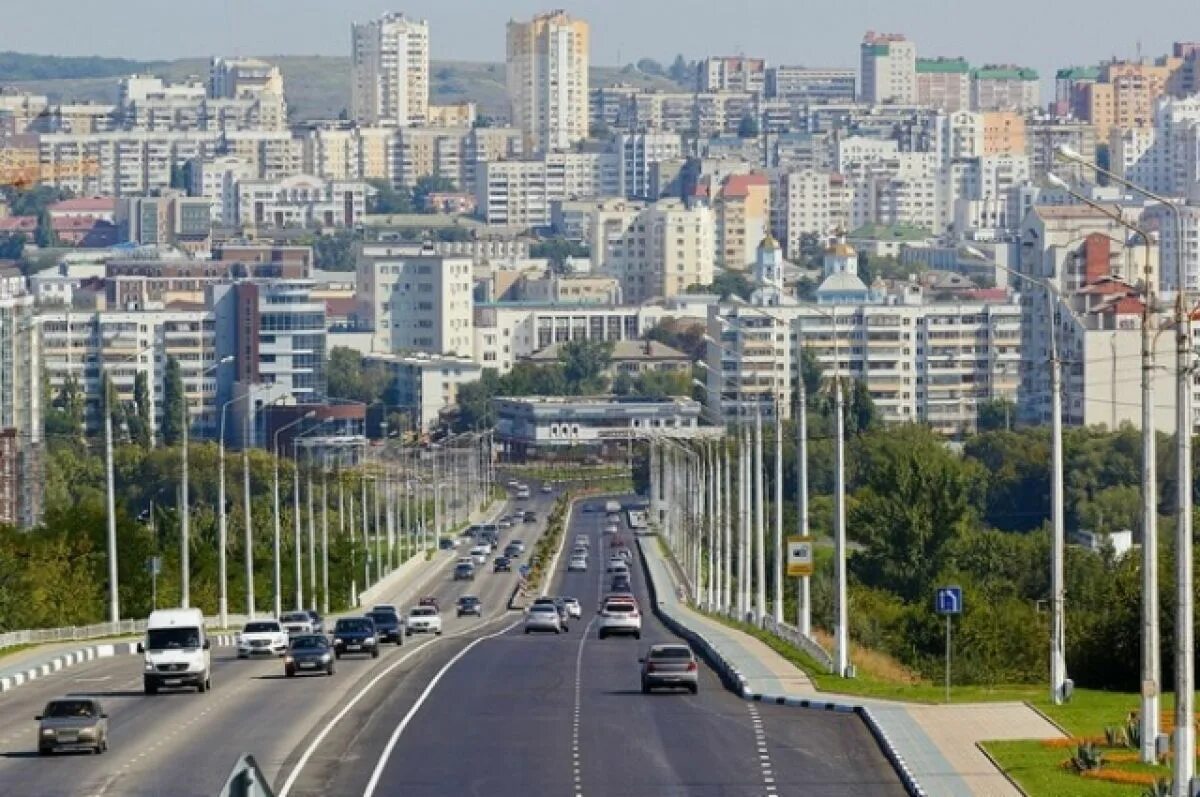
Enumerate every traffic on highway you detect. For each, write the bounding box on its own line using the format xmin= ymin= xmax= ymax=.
xmin=0 ymin=482 xmax=905 ymax=796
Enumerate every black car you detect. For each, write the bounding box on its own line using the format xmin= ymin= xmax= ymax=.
xmin=523 ymin=511 xmax=537 ymax=523
xmin=439 ymin=537 xmax=456 ymax=550
xmin=285 ymin=634 xmax=335 ymax=677
xmin=454 ymin=562 xmax=476 ymax=581
xmin=482 ymin=532 xmax=500 ymax=548
xmin=332 ymin=617 xmax=379 ymax=659
xmin=611 ymin=574 xmax=632 ymax=593
xmin=493 ymin=556 xmax=512 ymax=573
xmin=503 ymin=543 xmax=521 ymax=559
xmin=367 ymin=610 xmax=404 ymax=645
xmin=457 ymin=595 xmax=483 ymax=617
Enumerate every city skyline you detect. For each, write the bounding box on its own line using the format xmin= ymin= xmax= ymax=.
xmin=2 ymin=0 xmax=1195 ymax=84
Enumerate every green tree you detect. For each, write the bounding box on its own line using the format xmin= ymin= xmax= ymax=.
xmin=667 ymin=54 xmax=693 ymax=84
xmin=307 ymin=231 xmax=361 ymax=271
xmin=737 ymin=113 xmax=760 ymax=138
xmin=34 ymin=208 xmax=57 ymax=248
xmin=161 ymin=357 xmax=186 ymax=446
xmin=645 ymin=318 xmax=706 ymax=361
xmin=45 ymin=373 xmax=84 ymax=438
xmin=130 ymin=371 xmax=153 ymax=448
xmin=412 ymin=176 xmax=458 ymax=212
xmin=561 ymin=339 xmax=613 ymax=394
xmin=963 ymin=429 xmax=1051 ymax=532
xmin=0 ymin=233 xmax=25 ymax=260
xmin=636 ymin=58 xmax=665 ymax=76
xmin=530 ymin=237 xmax=589 ymax=274
xmin=631 ymin=370 xmax=691 ymax=398
xmin=686 ymin=270 xmax=753 ymax=300
xmin=976 ymin=398 xmax=1015 ymax=432
xmin=850 ymin=425 xmax=981 ymax=601
xmin=326 ymin=347 xmax=392 ymax=405
xmin=366 ymin=179 xmax=414 ymax=215
xmin=612 ymin=372 xmax=634 ymax=396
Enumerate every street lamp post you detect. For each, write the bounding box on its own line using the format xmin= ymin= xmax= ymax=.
xmin=1055 ymin=152 xmax=1192 ymax=780
xmin=217 ymin=393 xmax=251 ymax=628
xmin=1043 ymin=177 xmax=1162 ymax=762
xmin=273 ymin=412 xmax=315 ymax=618
xmin=967 ymin=243 xmax=1068 ymax=702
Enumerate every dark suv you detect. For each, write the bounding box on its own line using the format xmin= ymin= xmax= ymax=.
xmin=367 ymin=609 xmax=404 ymax=645
xmin=332 ymin=617 xmax=379 ymax=659
xmin=456 ymin=595 xmax=483 ymax=617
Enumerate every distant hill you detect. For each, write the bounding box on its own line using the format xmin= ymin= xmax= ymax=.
xmin=1 ymin=52 xmax=686 ymax=124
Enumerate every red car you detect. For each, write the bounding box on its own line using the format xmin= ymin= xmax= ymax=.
xmin=419 ymin=596 xmax=440 ymax=611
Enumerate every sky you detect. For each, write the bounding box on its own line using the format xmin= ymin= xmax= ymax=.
xmin=1 ymin=0 xmax=1195 ymax=79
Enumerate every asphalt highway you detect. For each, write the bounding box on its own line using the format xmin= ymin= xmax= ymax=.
xmin=0 ymin=488 xmax=556 ymax=797
xmin=288 ymin=495 xmax=907 ymax=797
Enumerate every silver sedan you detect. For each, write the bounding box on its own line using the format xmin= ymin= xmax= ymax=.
xmin=524 ymin=603 xmax=564 ymax=634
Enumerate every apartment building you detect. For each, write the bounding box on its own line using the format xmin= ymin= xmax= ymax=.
xmin=916 ymin=58 xmax=971 ymax=112
xmin=982 ymin=111 xmax=1026 ymax=156
xmin=351 ymin=13 xmax=430 ymax=127
xmin=190 ymin=155 xmax=256 ymax=225
xmin=776 ymin=170 xmax=850 ymax=256
xmin=593 ymin=198 xmax=715 ymax=304
xmin=699 ymin=56 xmax=767 ymax=95
xmin=0 ymin=270 xmax=39 ymax=527
xmin=476 ymin=153 xmax=619 ymax=227
xmin=971 ymin=66 xmax=1040 ymax=112
xmin=118 ymin=192 xmax=213 ymax=253
xmin=507 ymin=10 xmax=590 ymax=153
xmin=615 ymin=133 xmax=683 ymax=200
xmin=766 ymin=66 xmax=856 ymax=104
xmin=236 ymin=175 xmax=371 ymax=230
xmin=704 ymin=173 xmax=770 ymax=270
xmin=209 ymin=57 xmax=287 ymax=129
xmin=1025 ymin=117 xmax=1098 ymax=182
xmin=38 ymin=306 xmax=219 ymax=436
xmin=38 ymin=130 xmax=221 ymax=196
xmin=366 ymin=352 xmax=481 ymax=431
xmin=223 ymin=130 xmax=304 ymax=180
xmin=1111 ymin=95 xmax=1200 ymax=197
xmin=860 ymin=32 xmax=918 ymax=104
xmin=356 ymin=244 xmax=474 ymax=356
xmin=1082 ymin=60 xmax=1175 ymax=141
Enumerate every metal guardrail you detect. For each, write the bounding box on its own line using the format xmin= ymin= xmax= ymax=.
xmin=760 ymin=616 xmax=836 ymax=673
xmin=0 ymin=615 xmax=254 ymax=651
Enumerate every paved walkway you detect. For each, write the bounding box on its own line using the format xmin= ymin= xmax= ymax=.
xmin=640 ymin=537 xmax=1063 ymax=797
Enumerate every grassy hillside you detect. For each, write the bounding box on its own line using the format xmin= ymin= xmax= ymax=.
xmin=2 ymin=52 xmax=686 ymax=123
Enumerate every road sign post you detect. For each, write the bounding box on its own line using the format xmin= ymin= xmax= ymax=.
xmin=147 ymin=556 xmax=162 ymax=611
xmin=787 ymin=537 xmax=814 ymax=632
xmin=935 ymin=586 xmax=962 ymax=703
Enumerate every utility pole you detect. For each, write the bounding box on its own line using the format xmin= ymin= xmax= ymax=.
xmin=243 ymin=406 xmax=255 ymax=620
xmin=1048 ymin=286 xmax=1067 ymax=704
xmin=293 ymin=447 xmax=302 ymax=611
xmin=1139 ymin=269 xmax=1160 ymax=764
xmin=754 ymin=403 xmax=766 ymax=623
xmin=773 ymin=395 xmax=784 ymax=625
xmin=104 ymin=382 xmax=120 ymax=627
xmin=321 ymin=457 xmax=329 ymax=616
xmin=797 ymin=361 xmax=811 ymax=636
xmin=833 ymin=367 xmax=849 ymax=677
xmin=723 ymin=436 xmax=733 ymax=612
xmin=180 ymin=400 xmax=190 ymax=608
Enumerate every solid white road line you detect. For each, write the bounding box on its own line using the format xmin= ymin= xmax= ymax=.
xmin=361 ymin=620 xmax=519 ymax=797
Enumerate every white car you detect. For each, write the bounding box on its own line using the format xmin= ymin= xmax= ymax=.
xmin=237 ymin=619 xmax=289 ymax=658
xmin=279 ymin=611 xmax=315 ymax=635
xmin=607 ymin=557 xmax=628 ymax=574
xmin=562 ymin=597 xmax=582 ymax=619
xmin=605 ymin=524 xmax=619 ymax=535
xmin=516 ymin=487 xmax=531 ymax=499
xmin=574 ymin=536 xmax=590 ymax=549
xmin=568 ymin=555 xmax=588 ymax=572
xmin=470 ymin=546 xmax=489 ymax=565
xmin=598 ymin=597 xmax=642 ymax=639
xmin=541 ymin=484 xmax=554 ymax=494
xmin=524 ymin=603 xmax=563 ymax=634
xmin=571 ymin=546 xmax=588 ymax=559
xmin=405 ymin=606 xmax=443 ymax=636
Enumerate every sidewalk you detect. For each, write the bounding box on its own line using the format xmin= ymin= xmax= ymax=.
xmin=639 ymin=538 xmax=1063 ymax=797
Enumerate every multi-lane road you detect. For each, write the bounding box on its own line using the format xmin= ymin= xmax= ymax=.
xmin=0 ymin=486 xmax=906 ymax=797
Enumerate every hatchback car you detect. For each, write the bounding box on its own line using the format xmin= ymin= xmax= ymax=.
xmin=367 ymin=609 xmax=404 ymax=645
xmin=598 ymin=597 xmax=642 ymax=639
xmin=640 ymin=644 xmax=699 ymax=694
xmin=454 ymin=562 xmax=476 ymax=581
xmin=503 ymin=543 xmax=522 ymax=559
xmin=568 ymin=555 xmax=588 ymax=572
xmin=36 ymin=699 xmax=108 ymax=755
xmin=406 ymin=605 xmax=443 ymax=635
xmin=236 ymin=619 xmax=289 ymax=658
xmin=524 ymin=603 xmax=564 ymax=634
xmin=332 ymin=617 xmax=379 ymax=659
xmin=562 ymin=597 xmax=582 ymax=619
xmin=285 ymin=634 xmax=335 ymax=677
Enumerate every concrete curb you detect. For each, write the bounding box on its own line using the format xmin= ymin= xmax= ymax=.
xmin=977 ymin=741 xmax=1031 ymax=797
xmin=0 ymin=642 xmax=139 ymax=694
xmin=635 ymin=537 xmax=929 ymax=797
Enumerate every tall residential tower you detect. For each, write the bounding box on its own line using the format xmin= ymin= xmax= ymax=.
xmin=352 ymin=12 xmax=430 ymax=127
xmin=506 ymin=10 xmax=590 ymax=154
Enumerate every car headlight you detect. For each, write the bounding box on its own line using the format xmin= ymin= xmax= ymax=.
xmin=41 ymin=728 xmax=54 ymax=736
xmin=333 ymin=637 xmax=342 ymax=645
xmin=144 ymin=661 xmax=155 ymax=671
xmin=364 ymin=636 xmax=375 ymax=644
xmin=284 ymin=655 xmax=294 ymax=664
xmin=321 ymin=652 xmax=332 ymax=661
xmin=79 ymin=729 xmax=96 ymax=739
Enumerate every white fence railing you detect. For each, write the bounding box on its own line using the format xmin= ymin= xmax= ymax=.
xmin=0 ymin=615 xmax=254 ymax=652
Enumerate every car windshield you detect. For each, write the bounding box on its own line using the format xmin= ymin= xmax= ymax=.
xmin=411 ymin=607 xmax=435 ymax=616
xmin=459 ymin=597 xmax=479 ymax=605
xmin=337 ymin=620 xmax=372 ymax=632
xmin=291 ymin=636 xmax=328 ymax=650
xmin=44 ymin=700 xmax=97 ymax=718
xmin=146 ymin=627 xmax=201 ymax=650
xmin=651 ymin=647 xmax=692 ymax=659
xmin=606 ymin=603 xmax=636 ymax=613
xmin=531 ymin=605 xmax=556 ymax=613
xmin=243 ymin=622 xmax=279 ymax=633
xmin=368 ymin=612 xmax=397 ymax=624
xmin=281 ymin=613 xmax=309 ymax=623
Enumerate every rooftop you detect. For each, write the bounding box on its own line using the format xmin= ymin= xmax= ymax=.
xmin=973 ymin=65 xmax=1039 ymax=81
xmin=526 ymin=339 xmax=690 ymax=363
xmin=49 ymin=197 xmax=117 ymax=213
xmin=848 ymin=223 xmax=933 ymax=242
xmin=916 ymin=57 xmax=971 ymax=74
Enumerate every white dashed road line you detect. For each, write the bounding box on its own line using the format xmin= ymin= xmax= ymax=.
xmin=747 ymin=704 xmax=778 ymax=796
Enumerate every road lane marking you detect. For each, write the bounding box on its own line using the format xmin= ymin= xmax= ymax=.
xmin=360 ymin=620 xmax=519 ymax=797
xmin=747 ymin=704 xmax=778 ymax=796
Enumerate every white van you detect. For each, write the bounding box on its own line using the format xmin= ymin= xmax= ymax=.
xmin=139 ymin=608 xmax=211 ymax=694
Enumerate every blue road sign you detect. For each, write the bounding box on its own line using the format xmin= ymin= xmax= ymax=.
xmin=935 ymin=586 xmax=963 ymax=615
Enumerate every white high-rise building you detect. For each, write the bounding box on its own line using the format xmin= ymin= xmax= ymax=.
xmin=352 ymin=13 xmax=430 ymax=128
xmin=506 ymin=10 xmax=590 ymax=154
xmin=860 ymin=32 xmax=917 ymax=105
xmin=357 ymin=244 xmax=474 ymax=357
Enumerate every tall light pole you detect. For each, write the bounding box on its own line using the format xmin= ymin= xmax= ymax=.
xmin=754 ymin=403 xmax=766 ymax=622
xmin=797 ymin=348 xmax=811 ymax=636
xmin=967 ymin=243 xmax=1067 ymax=701
xmin=1043 ymin=177 xmax=1162 ymax=761
xmin=1054 ymin=153 xmax=1191 ymax=774
xmin=273 ymin=412 xmax=314 ymax=618
xmin=832 ymin=357 xmax=850 ymax=677
xmin=180 ymin=355 xmax=233 ymax=609
xmin=217 ymin=393 xmax=250 ymax=628
xmin=773 ymin=394 xmax=784 ymax=625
